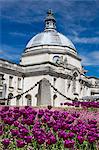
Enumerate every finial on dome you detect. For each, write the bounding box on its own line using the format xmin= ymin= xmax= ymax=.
xmin=47 ymin=9 xmax=53 ymax=16
xmin=45 ymin=9 xmax=56 ymax=30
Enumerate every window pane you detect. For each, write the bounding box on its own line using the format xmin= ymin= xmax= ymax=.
xmin=0 ymin=75 xmax=3 ymax=86
xmin=16 ymin=99 xmax=19 ymax=106
xmin=17 ymin=78 xmax=21 ymax=89
xmin=27 ymin=100 xmax=31 ymax=106
xmin=9 ymin=76 xmax=13 ymax=87
xmin=0 ymin=92 xmax=2 ymax=97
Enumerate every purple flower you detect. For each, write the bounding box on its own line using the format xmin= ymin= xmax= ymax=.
xmin=72 ymin=112 xmax=80 ymax=118
xmin=7 ymin=111 xmax=13 ymax=117
xmin=2 ymin=106 xmax=9 ymax=112
xmin=38 ymin=109 xmax=44 ymax=118
xmin=17 ymin=140 xmax=25 ymax=148
xmin=4 ymin=117 xmax=14 ymax=125
xmin=46 ymin=131 xmax=53 ymax=138
xmin=46 ymin=139 xmax=51 ymax=145
xmin=67 ymin=132 xmax=75 ymax=138
xmin=13 ymin=121 xmax=20 ymax=127
xmin=0 ymin=130 xmax=3 ymax=136
xmin=2 ymin=139 xmax=10 ymax=148
xmin=47 ymin=121 xmax=53 ymax=128
xmin=77 ymin=135 xmax=85 ymax=144
xmin=58 ymin=130 xmax=68 ymax=140
xmin=24 ymin=136 xmax=32 ymax=143
xmin=50 ymin=135 xmax=57 ymax=144
xmin=0 ymin=125 xmax=3 ymax=131
xmin=19 ymin=128 xmax=29 ymax=136
xmin=53 ymin=125 xmax=59 ymax=132
xmin=37 ymin=136 xmax=45 ymax=145
xmin=42 ymin=116 xmax=50 ymax=123
xmin=17 ymin=133 xmax=24 ymax=139
xmin=46 ymin=134 xmax=57 ymax=145
xmin=26 ymin=118 xmax=34 ymax=125
xmin=88 ymin=119 xmax=97 ymax=124
xmin=13 ymin=107 xmax=19 ymax=113
xmin=64 ymin=140 xmax=75 ymax=148
xmin=0 ymin=113 xmax=6 ymax=119
xmin=11 ymin=129 xmax=19 ymax=136
xmin=14 ymin=113 xmax=21 ymax=120
xmin=61 ymin=122 xmax=68 ymax=130
xmin=21 ymin=118 xmax=26 ymax=125
xmin=88 ymin=136 xmax=96 ymax=143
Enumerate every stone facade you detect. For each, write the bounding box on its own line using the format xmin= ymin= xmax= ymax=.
xmin=0 ymin=10 xmax=99 ymax=106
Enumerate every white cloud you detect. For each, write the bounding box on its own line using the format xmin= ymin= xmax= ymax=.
xmin=73 ymin=37 xmax=99 ymax=44
xmin=80 ymin=50 xmax=99 ymax=66
xmin=9 ymin=32 xmax=29 ymax=37
xmin=90 ymin=51 xmax=99 ymax=59
xmin=69 ymin=31 xmax=99 ymax=44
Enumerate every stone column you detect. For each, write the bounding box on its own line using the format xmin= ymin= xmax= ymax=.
xmin=37 ymin=78 xmax=51 ymax=106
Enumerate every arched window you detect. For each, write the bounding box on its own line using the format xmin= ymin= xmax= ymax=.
xmin=16 ymin=95 xmax=21 ymax=106
xmin=53 ymin=78 xmax=57 ymax=93
xmin=74 ymin=97 xmax=78 ymax=102
xmin=25 ymin=94 xmax=32 ymax=106
xmin=7 ymin=93 xmax=13 ymax=105
xmin=53 ymin=94 xmax=57 ymax=107
xmin=72 ymin=72 xmax=78 ymax=93
xmin=53 ymin=56 xmax=60 ymax=64
xmin=67 ymin=79 xmax=71 ymax=92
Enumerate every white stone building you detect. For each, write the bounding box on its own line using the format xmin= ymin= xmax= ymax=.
xmin=0 ymin=10 xmax=99 ymax=106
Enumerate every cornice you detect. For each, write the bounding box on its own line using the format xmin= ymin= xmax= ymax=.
xmin=22 ymin=48 xmax=81 ymax=61
xmin=24 ymin=66 xmax=72 ymax=79
xmin=0 ymin=66 xmax=24 ymax=77
xmin=0 ymin=58 xmax=22 ymax=66
xmin=25 ymin=44 xmax=77 ymax=52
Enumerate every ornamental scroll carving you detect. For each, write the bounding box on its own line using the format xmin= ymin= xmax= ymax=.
xmin=53 ymin=55 xmax=67 ymax=67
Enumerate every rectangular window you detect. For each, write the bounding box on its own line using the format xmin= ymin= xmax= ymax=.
xmin=72 ymin=80 xmax=76 ymax=93
xmin=0 ymin=92 xmax=2 ymax=98
xmin=9 ymin=76 xmax=13 ymax=87
xmin=17 ymin=78 xmax=21 ymax=89
xmin=0 ymin=78 xmax=2 ymax=86
xmin=67 ymin=79 xmax=71 ymax=91
xmin=16 ymin=98 xmax=19 ymax=106
xmin=0 ymin=75 xmax=3 ymax=86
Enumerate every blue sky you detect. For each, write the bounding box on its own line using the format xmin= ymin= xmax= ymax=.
xmin=0 ymin=0 xmax=99 ymax=77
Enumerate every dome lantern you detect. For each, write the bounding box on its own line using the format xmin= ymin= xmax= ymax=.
xmin=45 ymin=9 xmax=56 ymax=30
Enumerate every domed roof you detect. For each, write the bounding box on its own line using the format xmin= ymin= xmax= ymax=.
xmin=26 ymin=10 xmax=76 ymax=51
xmin=26 ymin=30 xmax=76 ymax=50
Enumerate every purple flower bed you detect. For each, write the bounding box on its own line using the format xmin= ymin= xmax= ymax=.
xmin=62 ymin=101 xmax=99 ymax=108
xmin=0 ymin=106 xmax=99 ymax=149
